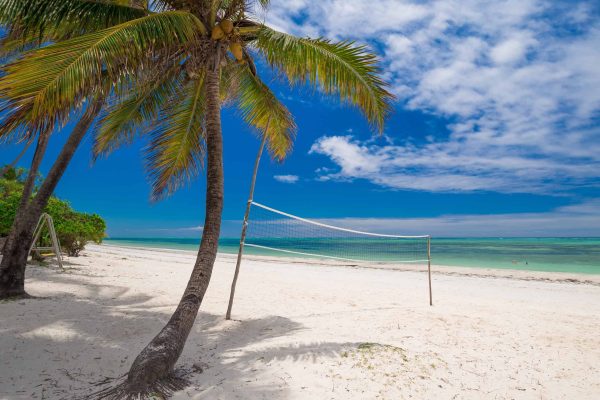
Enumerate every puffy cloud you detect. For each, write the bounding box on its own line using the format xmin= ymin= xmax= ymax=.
xmin=264 ymin=0 xmax=600 ymax=193
xmin=309 ymin=135 xmax=599 ymax=193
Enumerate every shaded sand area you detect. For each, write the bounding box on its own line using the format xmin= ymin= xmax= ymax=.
xmin=1 ymin=244 xmax=599 ymax=399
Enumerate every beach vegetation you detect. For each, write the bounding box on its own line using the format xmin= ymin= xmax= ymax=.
xmin=0 ymin=167 xmax=106 ymax=257
xmin=0 ymin=0 xmax=393 ymax=397
xmin=0 ymin=98 xmax=105 ymax=297
xmin=0 ymin=0 xmax=147 ymax=298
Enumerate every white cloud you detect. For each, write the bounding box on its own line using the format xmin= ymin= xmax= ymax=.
xmin=265 ymin=0 xmax=600 ymax=194
xmin=490 ymin=33 xmax=536 ymax=64
xmin=309 ymin=135 xmax=599 ymax=193
xmin=274 ymin=174 xmax=300 ymax=183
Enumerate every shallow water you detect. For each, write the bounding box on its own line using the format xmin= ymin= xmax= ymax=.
xmin=104 ymin=237 xmax=600 ymax=275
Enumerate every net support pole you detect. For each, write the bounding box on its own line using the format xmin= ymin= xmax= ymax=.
xmin=226 ymin=122 xmax=270 ymax=320
xmin=427 ymin=236 xmax=432 ymax=306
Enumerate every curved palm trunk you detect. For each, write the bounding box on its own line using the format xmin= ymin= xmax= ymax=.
xmin=1 ymin=132 xmax=48 ymax=256
xmin=0 ymin=98 xmax=104 ymax=299
xmin=121 ymin=67 xmax=224 ymax=395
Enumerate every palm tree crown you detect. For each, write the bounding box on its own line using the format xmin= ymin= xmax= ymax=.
xmin=0 ymin=0 xmax=394 ymax=199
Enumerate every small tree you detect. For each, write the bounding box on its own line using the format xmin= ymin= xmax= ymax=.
xmin=48 ymin=199 xmax=106 ymax=256
xmin=0 ymin=166 xmax=106 ymax=256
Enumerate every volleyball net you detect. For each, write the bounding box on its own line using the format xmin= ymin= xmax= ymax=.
xmin=245 ymin=201 xmax=431 ymax=265
xmin=226 ymin=201 xmax=433 ymax=319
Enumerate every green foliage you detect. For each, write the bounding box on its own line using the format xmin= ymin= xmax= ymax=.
xmin=145 ymin=74 xmax=208 ymax=200
xmin=255 ymin=27 xmax=394 ymax=133
xmin=0 ymin=166 xmax=106 ymax=257
xmin=236 ymin=65 xmax=297 ymax=160
xmin=0 ymin=0 xmax=149 ymax=42
xmin=0 ymin=183 xmax=22 ymax=236
xmin=0 ymin=11 xmax=205 ymax=128
xmin=45 ymin=197 xmax=106 ymax=256
xmin=0 ymin=0 xmax=394 ymax=201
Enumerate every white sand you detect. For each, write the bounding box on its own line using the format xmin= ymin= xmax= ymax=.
xmin=1 ymin=244 xmax=599 ymax=399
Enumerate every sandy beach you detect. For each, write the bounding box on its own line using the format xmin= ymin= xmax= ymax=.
xmin=1 ymin=244 xmax=599 ymax=399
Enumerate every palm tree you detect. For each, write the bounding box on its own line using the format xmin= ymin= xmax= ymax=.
xmin=0 ymin=0 xmax=148 ymax=297
xmin=0 ymin=0 xmax=394 ymax=396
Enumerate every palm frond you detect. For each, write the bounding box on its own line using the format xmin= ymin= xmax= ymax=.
xmin=0 ymin=11 xmax=205 ymax=127
xmin=254 ymin=27 xmax=394 ymax=132
xmin=235 ymin=63 xmax=296 ymax=160
xmin=93 ymin=64 xmax=187 ymax=159
xmin=256 ymin=0 xmax=270 ymax=9
xmin=145 ymin=74 xmax=207 ymax=200
xmin=219 ymin=56 xmax=242 ymax=104
xmin=0 ymin=0 xmax=149 ymax=41
xmin=0 ymin=26 xmax=45 ymax=60
xmin=0 ymin=101 xmax=37 ymax=144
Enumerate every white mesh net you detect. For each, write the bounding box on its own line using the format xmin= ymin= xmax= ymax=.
xmin=245 ymin=202 xmax=430 ymax=264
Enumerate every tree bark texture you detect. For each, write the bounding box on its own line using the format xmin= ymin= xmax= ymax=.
xmin=123 ymin=66 xmax=224 ymax=394
xmin=0 ymin=97 xmax=104 ymax=298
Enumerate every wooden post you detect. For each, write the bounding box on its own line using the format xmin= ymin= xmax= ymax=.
xmin=427 ymin=236 xmax=432 ymax=306
xmin=225 ymin=123 xmax=270 ymax=320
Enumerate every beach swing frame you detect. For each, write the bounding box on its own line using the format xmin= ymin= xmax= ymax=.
xmin=29 ymin=212 xmax=63 ymax=269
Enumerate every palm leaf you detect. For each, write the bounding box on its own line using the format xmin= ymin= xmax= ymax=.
xmin=0 ymin=31 xmax=44 ymax=60
xmin=253 ymin=27 xmax=394 ymax=132
xmin=145 ymin=74 xmax=207 ymax=200
xmin=93 ymin=63 xmax=186 ymax=158
xmin=0 ymin=11 xmax=205 ymax=126
xmin=0 ymin=0 xmax=149 ymax=41
xmin=235 ymin=63 xmax=296 ymax=160
xmin=0 ymin=101 xmax=37 ymax=144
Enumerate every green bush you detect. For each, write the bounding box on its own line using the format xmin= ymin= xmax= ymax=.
xmin=1 ymin=166 xmax=106 ymax=257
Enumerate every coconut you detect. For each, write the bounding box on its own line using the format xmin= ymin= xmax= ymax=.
xmin=219 ymin=19 xmax=234 ymax=34
xmin=211 ymin=26 xmax=225 ymax=40
xmin=229 ymin=42 xmax=243 ymax=61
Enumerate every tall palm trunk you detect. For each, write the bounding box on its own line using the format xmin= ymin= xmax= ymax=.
xmin=120 ymin=67 xmax=224 ymax=396
xmin=0 ymin=97 xmax=104 ymax=299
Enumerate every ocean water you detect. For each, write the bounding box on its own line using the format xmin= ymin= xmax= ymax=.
xmin=104 ymin=237 xmax=600 ymax=275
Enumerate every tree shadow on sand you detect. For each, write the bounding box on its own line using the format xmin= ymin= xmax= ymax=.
xmin=0 ymin=264 xmax=358 ymax=400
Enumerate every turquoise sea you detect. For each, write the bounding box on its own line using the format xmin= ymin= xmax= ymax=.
xmin=104 ymin=237 xmax=600 ymax=275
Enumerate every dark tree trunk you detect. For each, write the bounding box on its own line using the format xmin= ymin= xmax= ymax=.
xmin=16 ymin=131 xmax=49 ymax=217
xmin=0 ymin=132 xmax=48 ymax=257
xmin=119 ymin=67 xmax=224 ymax=396
xmin=0 ymin=98 xmax=104 ymax=299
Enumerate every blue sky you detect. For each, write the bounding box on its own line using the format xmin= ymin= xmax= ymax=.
xmin=1 ymin=0 xmax=600 ymax=237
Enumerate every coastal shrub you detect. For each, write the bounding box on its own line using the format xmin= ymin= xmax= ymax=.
xmin=0 ymin=182 xmax=23 ymax=236
xmin=0 ymin=166 xmax=106 ymax=256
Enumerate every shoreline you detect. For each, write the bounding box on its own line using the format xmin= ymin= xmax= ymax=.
xmin=100 ymin=242 xmax=600 ymax=286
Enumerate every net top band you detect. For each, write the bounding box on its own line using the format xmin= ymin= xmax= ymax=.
xmin=251 ymin=201 xmax=430 ymax=239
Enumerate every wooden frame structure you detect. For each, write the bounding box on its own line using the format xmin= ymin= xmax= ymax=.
xmin=29 ymin=212 xmax=63 ymax=269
